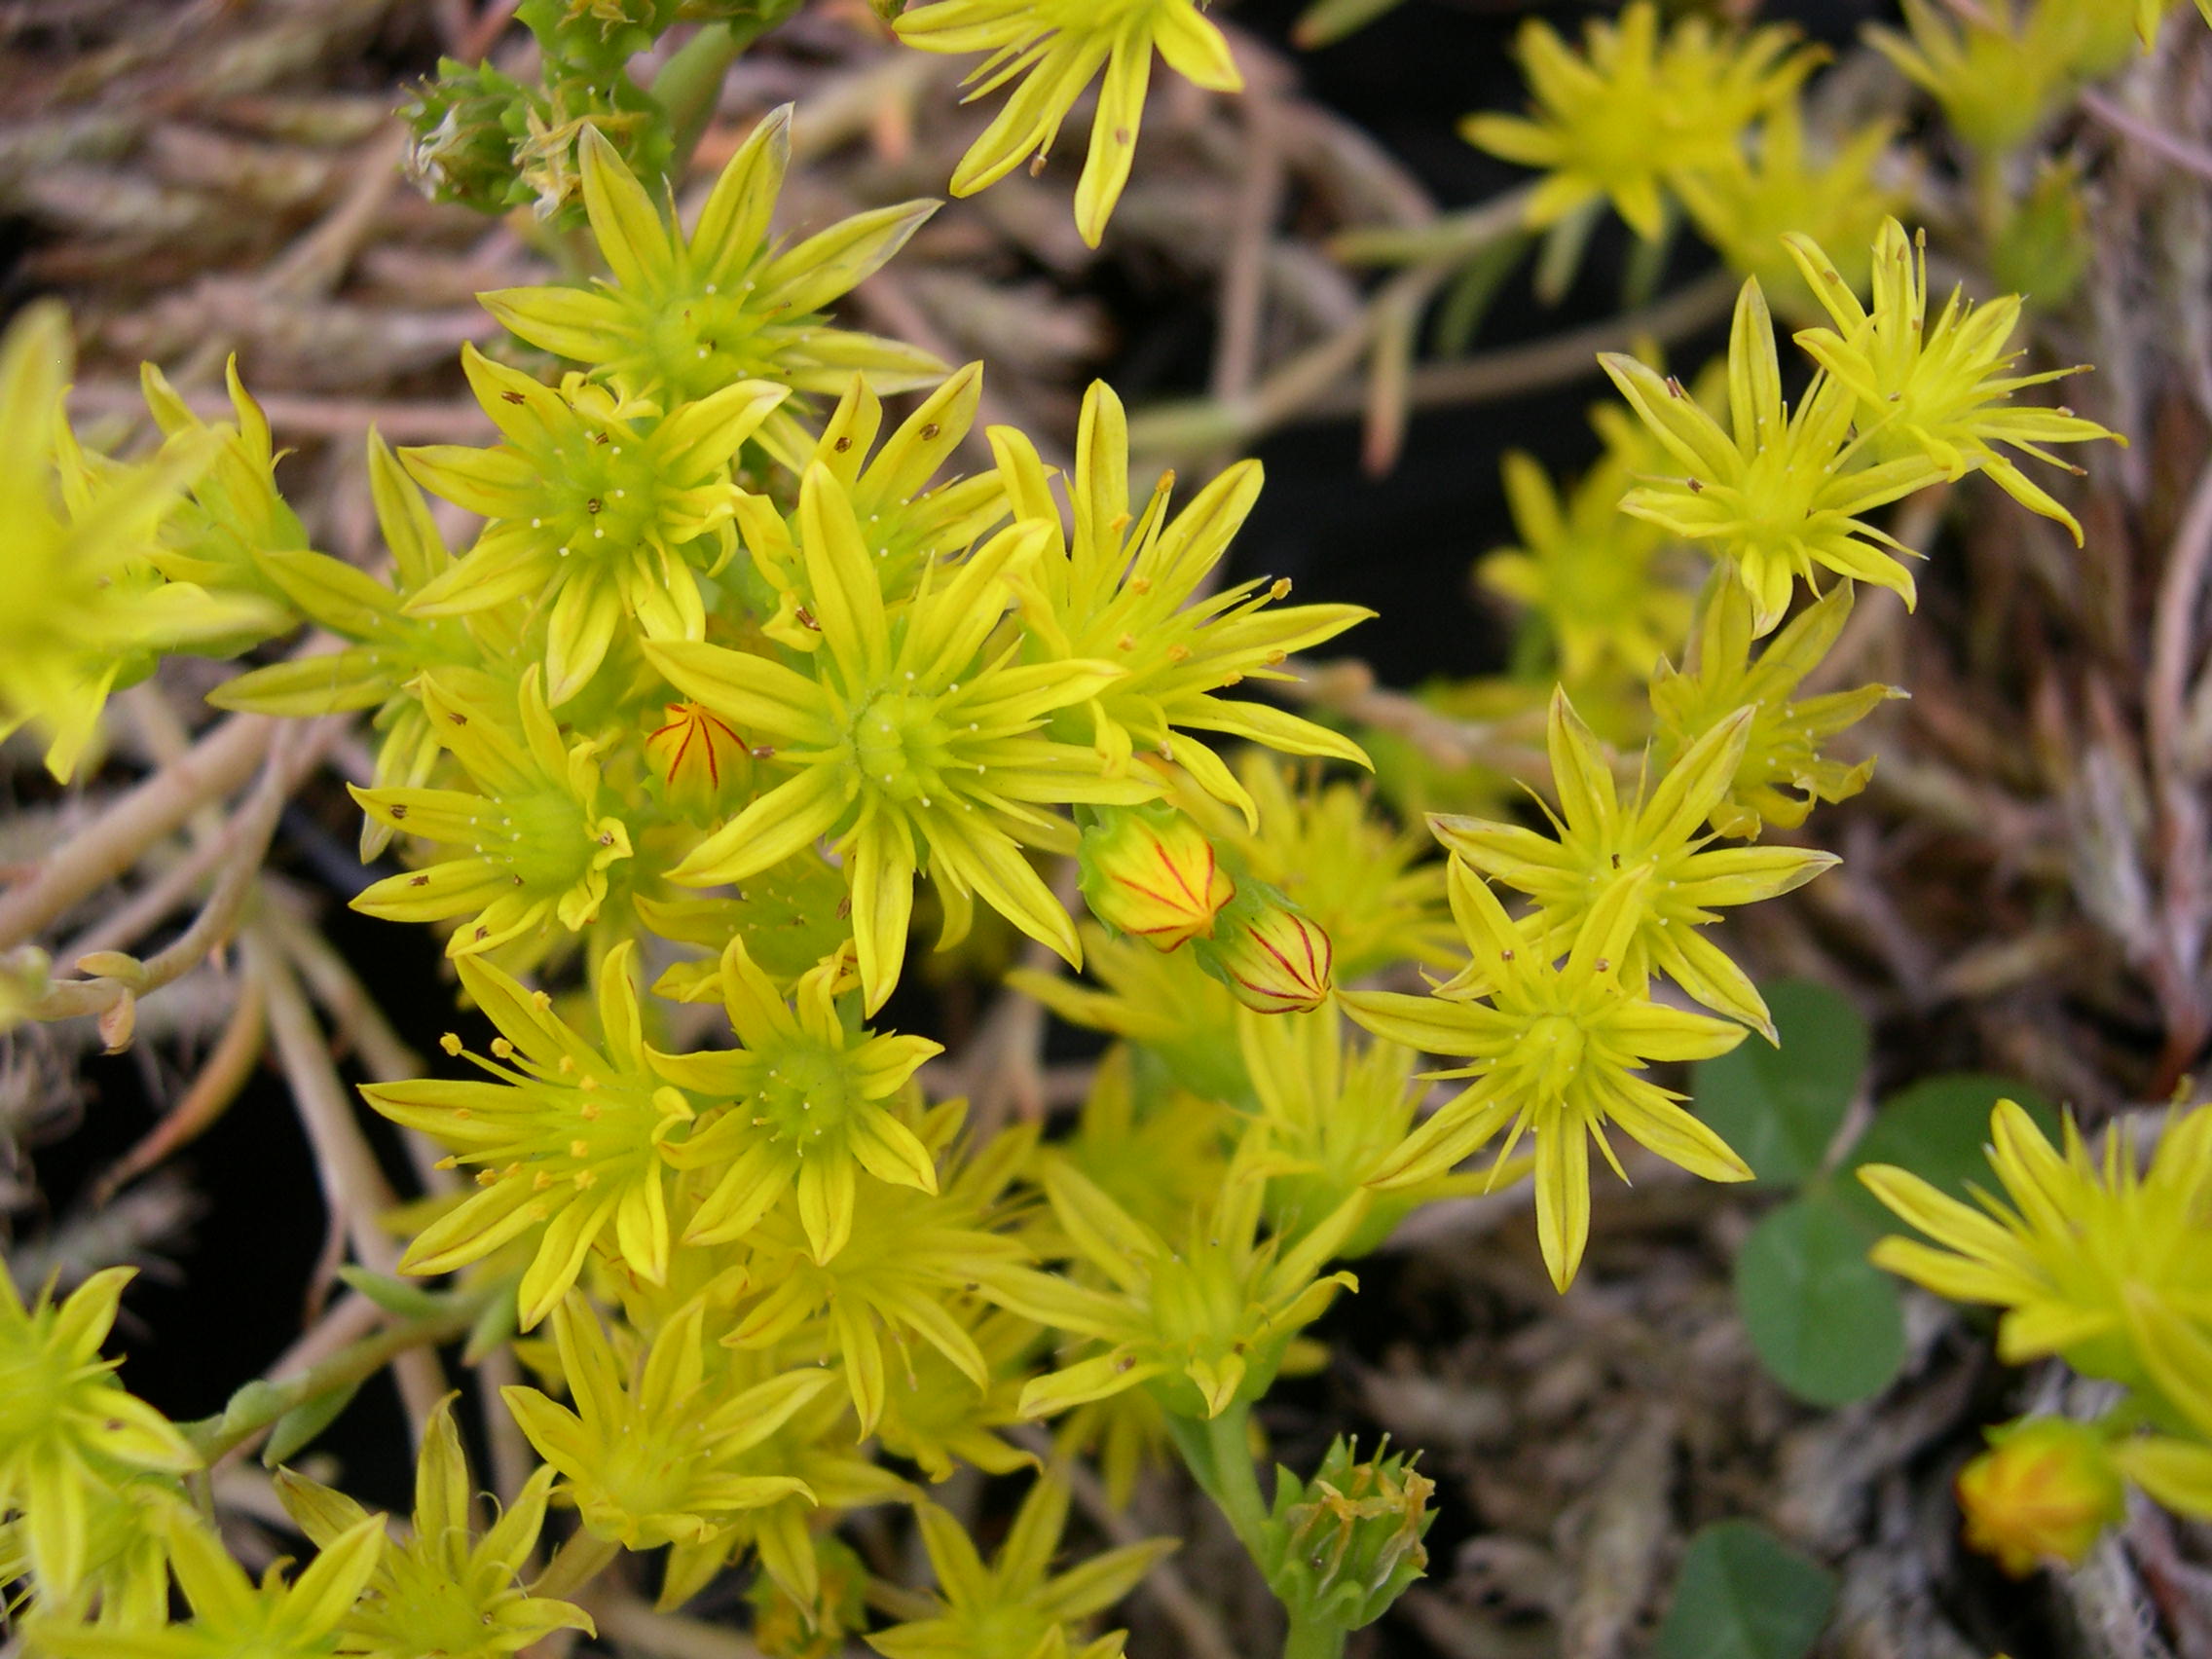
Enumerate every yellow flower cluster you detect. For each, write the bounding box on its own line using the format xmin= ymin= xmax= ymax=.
xmin=1864 ymin=1102 xmax=2212 ymax=1570
xmin=0 ymin=0 xmax=2166 ymax=1649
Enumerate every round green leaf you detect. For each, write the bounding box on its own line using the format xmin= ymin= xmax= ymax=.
xmin=1835 ymin=1074 xmax=2056 ymax=1235
xmin=1654 ymin=1519 xmax=1837 ymax=1659
xmin=1734 ymin=1194 xmax=1905 ymax=1406
xmin=1693 ymin=979 xmax=1869 ymax=1187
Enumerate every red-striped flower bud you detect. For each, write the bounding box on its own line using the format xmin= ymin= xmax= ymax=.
xmin=645 ymin=702 xmax=752 ymax=817
xmin=1078 ymin=803 xmax=1235 ymax=951
xmin=1196 ymin=885 xmax=1334 ymax=1014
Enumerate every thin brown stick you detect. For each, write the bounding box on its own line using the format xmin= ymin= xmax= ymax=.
xmin=92 ymin=967 xmax=269 ymax=1203
xmin=0 ymin=714 xmax=276 ymax=950
xmin=23 ymin=718 xmax=343 ymax=1028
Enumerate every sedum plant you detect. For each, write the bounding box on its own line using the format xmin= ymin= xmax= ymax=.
xmin=2 ymin=0 xmax=2204 ymax=1655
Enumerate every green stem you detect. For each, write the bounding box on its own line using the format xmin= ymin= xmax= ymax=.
xmin=184 ymin=1291 xmax=489 ymax=1462
xmin=649 ymin=3 xmax=801 ymax=183
xmin=1199 ymin=1407 xmax=1271 ymax=1561
xmin=1283 ymin=1617 xmax=1349 ymax=1659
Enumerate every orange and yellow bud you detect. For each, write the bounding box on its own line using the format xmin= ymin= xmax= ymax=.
xmin=645 ymin=701 xmax=752 ymax=816
xmin=1197 ymin=886 xmax=1334 ymax=1014
xmin=1957 ymin=1418 xmax=2124 ymax=1577
xmin=1078 ymin=804 xmax=1235 ymax=950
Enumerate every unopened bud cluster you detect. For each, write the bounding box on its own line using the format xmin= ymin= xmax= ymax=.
xmin=1261 ymin=1437 xmax=1436 ymax=1634
xmin=1079 ymin=803 xmax=1334 ymax=1014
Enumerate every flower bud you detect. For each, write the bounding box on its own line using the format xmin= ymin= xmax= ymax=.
xmin=1194 ymin=884 xmax=1333 ymax=1014
xmin=645 ymin=702 xmax=752 ymax=818
xmin=1957 ymin=1418 xmax=2124 ymax=1577
xmin=1261 ymin=1437 xmax=1435 ymax=1633
xmin=1078 ymin=803 xmax=1235 ymax=950
xmin=399 ymin=58 xmax=536 ymax=214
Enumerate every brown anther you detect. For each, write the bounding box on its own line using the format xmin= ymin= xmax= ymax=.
xmin=389 ymin=803 xmax=409 ymax=818
xmin=410 ymin=874 xmax=430 ymax=887
xmin=501 ymin=390 xmax=527 ymax=405
xmin=834 ymin=435 xmax=854 ymax=453
xmin=921 ymin=423 xmax=941 ymax=440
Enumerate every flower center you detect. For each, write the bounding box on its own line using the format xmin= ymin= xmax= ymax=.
xmin=1511 ymin=1013 xmax=1589 ymax=1103
xmin=849 ymin=691 xmax=954 ymax=804
xmin=502 ymin=789 xmax=596 ymax=892
xmin=755 ymin=1042 xmax=862 ymax=1147
xmin=644 ymin=287 xmax=776 ymax=406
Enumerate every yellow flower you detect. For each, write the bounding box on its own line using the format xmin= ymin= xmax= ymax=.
xmin=274 ymin=1395 xmax=591 ymax=1659
xmin=362 ymin=941 xmax=688 ymax=1328
xmin=1786 ymin=219 xmax=2123 ymax=544
xmin=873 ymin=1309 xmax=1040 ymax=1484
xmin=1602 ymin=276 xmax=1946 ymax=634
xmin=1430 ymin=687 xmax=1837 ymax=1035
xmin=481 ymin=115 xmax=944 ymax=460
xmin=1861 ymin=1101 xmax=2212 ymax=1433
xmin=208 ymin=436 xmax=512 ymax=860
xmin=650 ymin=938 xmax=942 ymax=1263
xmin=1650 ymin=578 xmax=1898 ymax=840
xmin=1461 ymin=1 xmax=1817 ymax=240
xmin=1955 ymin=1418 xmax=2124 ymax=1577
xmin=1869 ymin=0 xmax=2077 ymax=154
xmin=1343 ymin=864 xmax=1750 ymax=1291
xmin=30 ymin=1506 xmax=385 ymax=1659
xmin=992 ymin=382 xmax=1373 ymax=824
xmin=0 ymin=304 xmax=273 ymax=782
xmin=993 ymin=1150 xmax=1365 ymax=1422
xmin=398 ymin=345 xmax=786 ymax=704
xmin=1673 ymin=104 xmax=1901 ymax=323
xmin=350 ymin=666 xmax=633 ymax=958
xmin=720 ymin=1108 xmax=1034 ymax=1435
xmin=1055 ymin=1045 xmax=1234 ymax=1241
xmin=736 ymin=366 xmax=1012 ymax=627
xmin=645 ymin=473 xmax=1157 ymax=1014
xmin=656 ymin=1376 xmax=908 ymax=1612
xmin=868 ymin=1475 xmax=1175 ymax=1659
xmin=1010 ymin=925 xmax=1243 ymax=1102
xmin=894 ymin=0 xmax=1243 ymax=247
xmin=502 ymin=1296 xmax=835 ymax=1551
xmin=1477 ymin=446 xmax=1690 ymax=686
xmin=1240 ymin=1005 xmax=1485 ymax=1258
xmin=0 ymin=1269 xmax=196 ymax=1601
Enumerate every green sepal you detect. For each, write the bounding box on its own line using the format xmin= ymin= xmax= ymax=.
xmin=263 ymin=1379 xmax=365 ymax=1467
